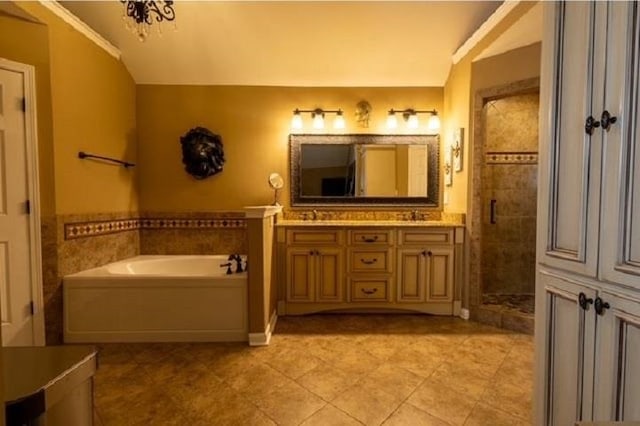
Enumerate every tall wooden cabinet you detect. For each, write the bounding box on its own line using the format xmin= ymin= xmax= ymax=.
xmin=537 ymin=1 xmax=640 ymax=424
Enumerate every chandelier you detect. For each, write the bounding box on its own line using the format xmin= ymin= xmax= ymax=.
xmin=120 ymin=0 xmax=176 ymax=41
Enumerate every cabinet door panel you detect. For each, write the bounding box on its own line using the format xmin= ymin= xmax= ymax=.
xmin=593 ymin=291 xmax=640 ymax=421
xmin=426 ymin=249 xmax=453 ymax=302
xmin=397 ymin=249 xmax=424 ymax=302
xmin=286 ymin=249 xmax=314 ymax=302
xmin=601 ymin=1 xmax=640 ymax=289
xmin=316 ymin=249 xmax=343 ymax=302
xmin=537 ymin=272 xmax=596 ymax=425
xmin=540 ymin=1 xmax=604 ymax=277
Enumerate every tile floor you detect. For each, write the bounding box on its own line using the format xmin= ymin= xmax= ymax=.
xmin=93 ymin=314 xmax=533 ymax=426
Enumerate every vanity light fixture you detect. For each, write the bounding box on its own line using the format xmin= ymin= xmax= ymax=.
xmin=387 ymin=108 xmax=440 ymax=131
xmin=291 ymin=108 xmax=345 ymax=130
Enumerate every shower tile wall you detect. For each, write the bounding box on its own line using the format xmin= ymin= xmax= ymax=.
xmin=481 ymin=93 xmax=539 ymax=296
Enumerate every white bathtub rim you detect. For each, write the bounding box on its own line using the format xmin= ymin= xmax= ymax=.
xmin=64 ymin=255 xmax=247 ymax=278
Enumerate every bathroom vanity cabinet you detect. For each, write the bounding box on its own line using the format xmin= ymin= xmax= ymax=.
xmin=536 ymin=1 xmax=640 ymax=424
xmin=277 ymin=224 xmax=462 ymax=315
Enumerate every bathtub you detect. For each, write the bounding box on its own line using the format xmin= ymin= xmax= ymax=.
xmin=63 ymin=255 xmax=248 ymax=343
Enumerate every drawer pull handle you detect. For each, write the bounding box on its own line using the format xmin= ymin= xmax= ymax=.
xmin=361 ymin=288 xmax=378 ymax=295
xmin=594 ymin=297 xmax=610 ymax=316
xmin=361 ymin=236 xmax=379 ymax=243
xmin=360 ymin=258 xmax=378 ymax=265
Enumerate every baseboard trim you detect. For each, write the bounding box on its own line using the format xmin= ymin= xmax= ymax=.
xmin=248 ymin=310 xmax=278 ymax=346
xmin=460 ymin=308 xmax=470 ymax=320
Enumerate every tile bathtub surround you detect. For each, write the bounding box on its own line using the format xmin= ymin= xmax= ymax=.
xmin=93 ymin=314 xmax=533 ymax=426
xmin=139 ymin=211 xmax=247 ymax=255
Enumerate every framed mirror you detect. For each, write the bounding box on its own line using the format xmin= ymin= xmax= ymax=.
xmin=290 ymin=134 xmax=440 ymax=206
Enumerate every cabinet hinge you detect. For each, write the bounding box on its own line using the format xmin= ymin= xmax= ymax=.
xmin=21 ymin=98 xmax=26 ymax=112
xmin=29 ymin=301 xmax=35 ymax=315
xmin=25 ymin=199 xmax=30 ymax=215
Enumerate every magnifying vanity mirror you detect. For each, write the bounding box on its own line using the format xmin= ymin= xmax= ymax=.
xmin=268 ymin=172 xmax=284 ymax=205
xmin=290 ymin=134 xmax=440 ymax=207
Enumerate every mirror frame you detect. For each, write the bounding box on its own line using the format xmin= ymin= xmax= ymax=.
xmin=290 ymin=134 xmax=440 ymax=207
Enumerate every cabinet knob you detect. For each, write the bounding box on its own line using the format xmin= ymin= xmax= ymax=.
xmin=585 ymin=115 xmax=600 ymax=135
xmin=420 ymin=250 xmax=432 ymax=257
xmin=600 ymin=110 xmax=617 ymax=131
xmin=594 ymin=297 xmax=610 ymax=316
xmin=578 ymin=292 xmax=593 ymax=311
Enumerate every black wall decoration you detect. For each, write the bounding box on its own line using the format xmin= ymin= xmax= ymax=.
xmin=180 ymin=127 xmax=225 ymax=179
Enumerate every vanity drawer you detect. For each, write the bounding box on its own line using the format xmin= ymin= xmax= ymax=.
xmin=348 ymin=249 xmax=393 ymax=273
xmin=287 ymin=229 xmax=344 ymax=245
xmin=398 ymin=229 xmax=453 ymax=245
xmin=349 ymin=230 xmax=394 ymax=246
xmin=350 ymin=277 xmax=391 ymax=301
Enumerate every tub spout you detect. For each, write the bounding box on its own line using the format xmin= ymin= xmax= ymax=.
xmin=220 ymin=262 xmax=233 ymax=275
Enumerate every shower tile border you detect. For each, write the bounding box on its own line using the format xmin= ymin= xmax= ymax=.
xmin=64 ymin=215 xmax=247 ymax=240
xmin=485 ymin=151 xmax=538 ymax=165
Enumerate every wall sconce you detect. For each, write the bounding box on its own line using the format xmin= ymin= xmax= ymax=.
xmin=291 ymin=108 xmax=345 ymax=130
xmin=386 ymin=108 xmax=440 ymax=131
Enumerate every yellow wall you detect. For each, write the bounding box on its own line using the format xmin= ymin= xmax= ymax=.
xmin=471 ymin=43 xmax=541 ymax=93
xmin=0 ymin=13 xmax=56 ymax=216
xmin=137 ymin=86 xmax=442 ymax=211
xmin=442 ymin=1 xmax=538 ymax=214
xmin=5 ymin=3 xmax=138 ymax=215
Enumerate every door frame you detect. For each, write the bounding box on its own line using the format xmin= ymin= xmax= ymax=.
xmin=0 ymin=57 xmax=44 ymax=346
xmin=466 ymin=77 xmax=540 ymax=313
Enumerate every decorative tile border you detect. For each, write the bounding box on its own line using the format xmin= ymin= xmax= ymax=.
xmin=65 ymin=217 xmax=246 ymax=240
xmin=140 ymin=218 xmax=246 ymax=230
xmin=64 ymin=219 xmax=140 ymax=240
xmin=485 ymin=151 xmax=538 ymax=165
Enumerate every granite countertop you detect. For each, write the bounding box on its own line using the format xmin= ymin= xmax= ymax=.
xmin=4 ymin=345 xmax=97 ymax=404
xmin=276 ymin=220 xmax=463 ymax=227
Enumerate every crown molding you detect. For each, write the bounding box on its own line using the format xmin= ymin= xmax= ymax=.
xmin=452 ymin=1 xmax=520 ymax=64
xmin=38 ymin=0 xmax=121 ymax=60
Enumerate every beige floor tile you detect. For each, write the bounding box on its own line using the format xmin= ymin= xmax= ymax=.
xmin=195 ymin=389 xmax=277 ymax=426
xmin=253 ymin=380 xmax=326 ymax=426
xmin=330 ymin=348 xmax=384 ymax=377
xmin=223 ymin=362 xmax=292 ymax=400
xmin=297 ymin=362 xmax=361 ymax=401
xmin=300 ymin=405 xmax=363 ymax=426
xmin=480 ymin=380 xmax=532 ymax=422
xmin=463 ymin=403 xmax=530 ymax=426
xmin=332 ymin=381 xmax=404 ymax=425
xmin=265 ymin=348 xmax=323 ymax=379
xmin=429 ymin=362 xmax=492 ymax=399
xmin=407 ymin=380 xmax=477 ymax=426
xmin=386 ymin=346 xmax=443 ymax=378
xmin=358 ymin=363 xmax=425 ymax=400
xmin=382 ymin=403 xmax=451 ymax=426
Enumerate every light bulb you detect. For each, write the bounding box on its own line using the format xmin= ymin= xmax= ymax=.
xmin=334 ymin=111 xmax=345 ymax=129
xmin=291 ymin=110 xmax=303 ymax=129
xmin=312 ymin=112 xmax=325 ymax=129
xmin=386 ymin=111 xmax=398 ymax=129
xmin=407 ymin=113 xmax=419 ymax=129
xmin=428 ymin=113 xmax=440 ymax=131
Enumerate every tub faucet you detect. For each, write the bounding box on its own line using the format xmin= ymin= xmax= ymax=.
xmin=228 ymin=254 xmax=244 ymax=273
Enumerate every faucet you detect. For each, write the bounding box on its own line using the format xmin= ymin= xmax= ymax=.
xmin=228 ymin=254 xmax=244 ymax=273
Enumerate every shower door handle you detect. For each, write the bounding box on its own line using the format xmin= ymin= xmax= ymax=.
xmin=490 ymin=199 xmax=497 ymax=224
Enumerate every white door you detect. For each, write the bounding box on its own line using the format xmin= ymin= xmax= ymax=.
xmin=0 ymin=66 xmax=36 ymax=346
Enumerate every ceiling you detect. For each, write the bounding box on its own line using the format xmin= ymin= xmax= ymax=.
xmin=59 ymin=1 xmax=502 ymax=87
xmin=474 ymin=2 xmax=542 ymax=62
